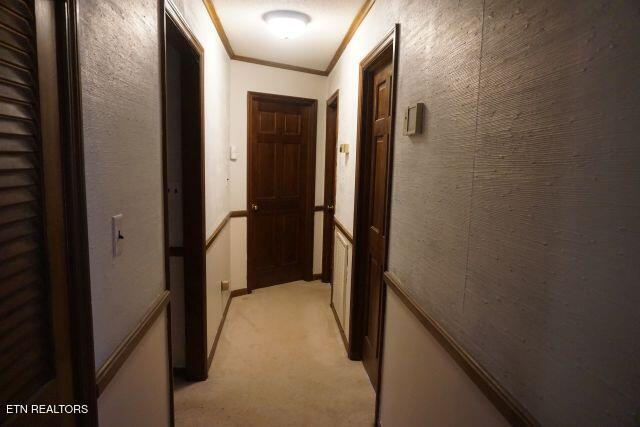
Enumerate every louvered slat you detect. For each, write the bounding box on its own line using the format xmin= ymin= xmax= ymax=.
xmin=0 ymin=5 xmax=33 ymax=37
xmin=1 ymin=1 xmax=33 ymax=21
xmin=0 ymin=80 xmax=34 ymax=103
xmin=0 ymin=202 xmax=37 ymax=226
xmin=0 ymin=214 xmax=37 ymax=238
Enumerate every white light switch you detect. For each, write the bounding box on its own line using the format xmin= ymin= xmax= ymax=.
xmin=112 ymin=214 xmax=123 ymax=256
xmin=230 ymin=145 xmax=238 ymax=161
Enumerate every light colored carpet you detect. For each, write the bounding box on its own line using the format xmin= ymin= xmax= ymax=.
xmin=174 ymin=281 xmax=376 ymax=427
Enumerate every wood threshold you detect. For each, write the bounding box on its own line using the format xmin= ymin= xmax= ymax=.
xmin=330 ymin=302 xmax=349 ymax=355
xmin=200 ymin=0 xmax=376 ymax=77
xmin=95 ymin=290 xmax=170 ymax=396
xmin=383 ymin=271 xmax=538 ymax=426
xmin=333 ymin=217 xmax=353 ymax=243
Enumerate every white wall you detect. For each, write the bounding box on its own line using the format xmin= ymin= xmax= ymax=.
xmin=98 ymin=313 xmax=170 ymax=427
xmin=229 ymin=60 xmax=328 ymax=289
xmin=380 ymin=290 xmax=508 ymax=427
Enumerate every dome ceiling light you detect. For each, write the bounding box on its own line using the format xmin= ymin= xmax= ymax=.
xmin=262 ymin=10 xmax=311 ymax=40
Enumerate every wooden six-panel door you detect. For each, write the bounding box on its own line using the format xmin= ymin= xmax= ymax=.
xmin=360 ymin=59 xmax=393 ymax=388
xmin=247 ymin=93 xmax=316 ymax=290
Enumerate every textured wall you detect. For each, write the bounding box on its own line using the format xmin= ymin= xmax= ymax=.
xmin=329 ymin=0 xmax=640 ymax=424
xmin=79 ymin=0 xmax=165 ymax=368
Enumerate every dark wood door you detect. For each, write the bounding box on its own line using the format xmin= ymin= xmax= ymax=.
xmin=1 ymin=1 xmax=78 ymax=424
xmin=247 ymin=93 xmax=317 ymax=290
xmin=361 ymin=60 xmax=393 ymax=388
xmin=321 ymin=94 xmax=338 ymax=283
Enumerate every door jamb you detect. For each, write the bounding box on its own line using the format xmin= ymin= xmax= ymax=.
xmin=346 ymin=23 xmax=399 ymax=424
xmin=246 ymin=91 xmax=318 ymax=291
xmin=54 ymin=1 xmax=98 ymax=424
xmin=162 ymin=2 xmax=208 ymax=382
xmin=322 ymin=90 xmax=339 ymax=284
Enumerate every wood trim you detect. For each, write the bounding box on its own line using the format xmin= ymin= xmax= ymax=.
xmin=314 ymin=205 xmax=324 ymax=212
xmin=169 ymin=246 xmax=184 ymax=257
xmin=325 ymin=0 xmax=376 ymax=74
xmin=230 ymin=288 xmax=250 ymax=298
xmin=158 ymin=2 xmax=175 ymax=423
xmin=207 ymin=289 xmax=250 ymax=369
xmin=312 ymin=273 xmax=323 ymax=281
xmin=333 ymin=217 xmax=353 ymax=244
xmin=164 ymin=4 xmax=208 ymax=382
xmin=383 ymin=272 xmax=538 ymax=426
xmin=167 ymin=0 xmax=204 ymax=54
xmin=55 ymin=1 xmax=99 ymax=423
xmin=95 ymin=291 xmax=171 ymax=396
xmin=330 ymin=302 xmax=349 ymax=354
xmin=198 ymin=0 xmax=375 ymax=77
xmin=230 ymin=210 xmax=248 ymax=218
xmin=206 ymin=213 xmax=231 ymax=249
xmin=233 ymin=55 xmax=326 ymax=76
xmin=207 ymin=293 xmax=231 ymax=370
xmin=201 ymin=0 xmax=233 ymax=57
xmin=322 ymin=90 xmax=339 ymax=283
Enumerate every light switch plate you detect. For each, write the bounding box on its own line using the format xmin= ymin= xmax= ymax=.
xmin=112 ymin=214 xmax=123 ymax=256
xmin=230 ymin=145 xmax=238 ymax=161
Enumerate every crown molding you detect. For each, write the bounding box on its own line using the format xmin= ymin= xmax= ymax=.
xmin=201 ymin=0 xmax=376 ymax=77
xmin=325 ymin=0 xmax=375 ymax=74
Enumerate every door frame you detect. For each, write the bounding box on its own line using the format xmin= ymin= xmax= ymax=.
xmin=322 ymin=90 xmax=339 ymax=284
xmin=348 ymin=23 xmax=399 ymax=414
xmin=54 ymin=2 xmax=99 ymax=423
xmin=246 ymin=91 xmax=318 ymax=291
xmin=161 ymin=2 xmax=208 ymax=382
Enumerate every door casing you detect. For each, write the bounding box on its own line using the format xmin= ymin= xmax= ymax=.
xmin=322 ymin=90 xmax=339 ymax=284
xmin=347 ymin=23 xmax=399 ymax=424
xmin=162 ymin=4 xmax=207 ymax=383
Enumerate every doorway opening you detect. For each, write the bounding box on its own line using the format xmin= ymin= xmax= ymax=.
xmin=322 ymin=91 xmax=339 ymax=284
xmin=349 ymin=25 xmax=399 ymax=402
xmin=246 ymin=92 xmax=318 ymax=291
xmin=163 ymin=6 xmax=207 ymax=382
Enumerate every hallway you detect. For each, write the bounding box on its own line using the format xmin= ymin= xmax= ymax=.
xmin=174 ymin=282 xmax=375 ymax=426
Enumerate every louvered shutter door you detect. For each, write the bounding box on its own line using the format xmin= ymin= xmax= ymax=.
xmin=0 ymin=0 xmax=55 ymax=418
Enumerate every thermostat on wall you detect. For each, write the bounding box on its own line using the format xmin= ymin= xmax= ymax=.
xmin=403 ymin=102 xmax=425 ymax=136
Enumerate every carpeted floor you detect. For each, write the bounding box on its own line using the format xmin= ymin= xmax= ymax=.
xmin=174 ymin=280 xmax=376 ymax=426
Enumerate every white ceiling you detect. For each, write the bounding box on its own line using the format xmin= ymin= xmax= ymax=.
xmin=213 ymin=0 xmax=366 ymax=71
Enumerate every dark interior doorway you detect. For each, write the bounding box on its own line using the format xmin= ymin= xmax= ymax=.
xmin=350 ymin=26 xmax=399 ymax=395
xmin=163 ymin=8 xmax=207 ymax=382
xmin=246 ymin=92 xmax=317 ymax=291
xmin=322 ymin=91 xmax=339 ymax=283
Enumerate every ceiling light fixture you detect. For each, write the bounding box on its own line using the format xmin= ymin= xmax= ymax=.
xmin=262 ymin=10 xmax=311 ymax=40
